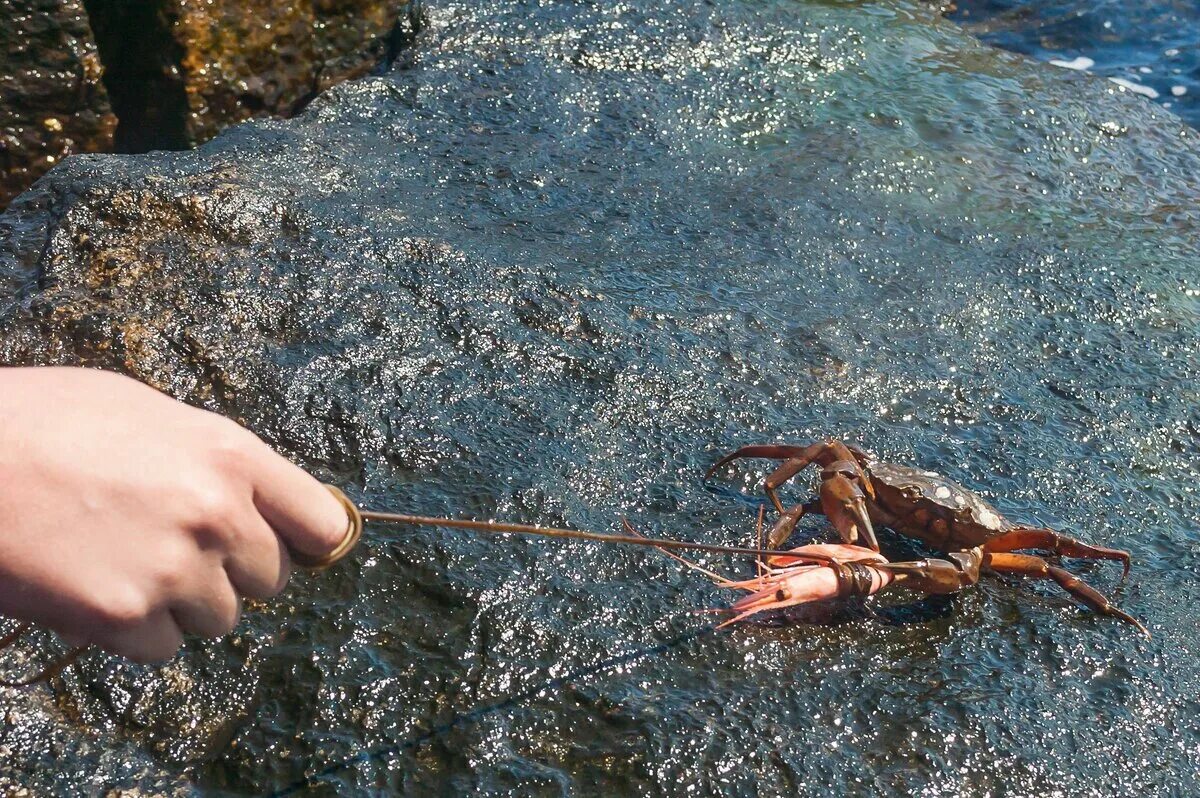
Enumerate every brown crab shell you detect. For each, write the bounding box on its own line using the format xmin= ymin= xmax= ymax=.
xmin=862 ymin=459 xmax=1015 ymax=551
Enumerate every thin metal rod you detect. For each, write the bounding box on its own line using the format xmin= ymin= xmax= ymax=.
xmin=358 ymin=510 xmax=836 ymax=563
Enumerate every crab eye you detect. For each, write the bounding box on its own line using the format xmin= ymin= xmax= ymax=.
xmin=775 ymin=588 xmax=788 ymax=601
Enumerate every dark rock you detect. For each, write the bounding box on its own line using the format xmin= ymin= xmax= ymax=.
xmin=85 ymin=0 xmax=419 ymax=151
xmin=0 ymin=0 xmax=118 ymax=209
xmin=0 ymin=0 xmax=418 ymax=206
xmin=2 ymin=0 xmax=1200 ymax=793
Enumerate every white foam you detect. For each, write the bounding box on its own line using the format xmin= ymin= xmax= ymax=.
xmin=1109 ymin=77 xmax=1160 ymax=99
xmin=1049 ymin=56 xmax=1095 ymax=71
xmin=1172 ymin=85 xmax=1188 ymax=97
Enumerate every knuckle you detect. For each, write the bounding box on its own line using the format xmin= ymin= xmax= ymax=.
xmin=268 ymin=563 xmax=291 ymax=598
xmin=240 ymin=564 xmax=289 ymax=601
xmin=94 ymin=589 xmax=151 ymax=633
xmin=147 ymin=543 xmax=190 ymax=593
xmin=185 ymin=482 xmax=241 ymax=534
xmin=230 ymin=538 xmax=291 ymax=601
xmin=126 ymin=648 xmax=159 ymax=665
xmin=203 ymin=587 xmax=242 ymax=636
xmin=206 ymin=420 xmax=255 ymax=472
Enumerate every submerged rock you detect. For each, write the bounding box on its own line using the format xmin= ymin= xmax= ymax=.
xmin=1 ymin=0 xmax=1199 ymax=794
xmin=0 ymin=0 xmax=117 ymax=208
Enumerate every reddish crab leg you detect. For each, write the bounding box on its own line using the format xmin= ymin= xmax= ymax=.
xmin=764 ymin=501 xmax=814 ymax=551
xmin=818 ymin=466 xmax=879 ymax=552
xmin=986 ymin=552 xmax=1148 ymax=636
xmin=984 ymin=528 xmax=1132 ymax=578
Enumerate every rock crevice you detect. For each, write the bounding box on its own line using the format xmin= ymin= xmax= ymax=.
xmin=0 ymin=0 xmax=423 ymax=208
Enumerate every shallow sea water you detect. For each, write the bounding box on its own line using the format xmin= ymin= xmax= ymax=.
xmin=953 ymin=0 xmax=1200 ymax=125
xmin=0 ymin=0 xmax=1199 ymax=795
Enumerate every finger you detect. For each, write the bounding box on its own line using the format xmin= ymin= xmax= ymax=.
xmin=241 ymin=439 xmax=348 ymax=559
xmin=222 ymin=507 xmax=292 ymax=600
xmin=59 ymin=629 xmax=89 ymax=648
xmin=97 ymin=608 xmax=184 ymax=664
xmin=169 ymin=568 xmax=243 ymax=638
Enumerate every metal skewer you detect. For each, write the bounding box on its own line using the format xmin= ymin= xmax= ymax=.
xmin=355 ymin=509 xmax=834 ymax=563
xmin=296 ymin=487 xmax=835 ymax=569
xmin=296 ymin=487 xmax=839 ymax=570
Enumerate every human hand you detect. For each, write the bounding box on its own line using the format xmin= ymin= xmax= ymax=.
xmin=0 ymin=367 xmax=347 ymax=662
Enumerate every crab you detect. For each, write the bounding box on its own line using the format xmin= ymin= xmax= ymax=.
xmin=705 ymin=440 xmax=1147 ymax=635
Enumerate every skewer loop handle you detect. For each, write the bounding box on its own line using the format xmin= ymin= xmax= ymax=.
xmin=291 ymin=485 xmax=363 ymax=570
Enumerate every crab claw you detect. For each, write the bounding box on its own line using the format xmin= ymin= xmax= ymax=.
xmin=820 ymin=469 xmax=879 ymax=552
xmin=845 ymin=496 xmax=878 ymax=551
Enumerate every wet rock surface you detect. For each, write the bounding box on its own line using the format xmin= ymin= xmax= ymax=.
xmin=1 ymin=0 xmax=1199 ymax=794
xmin=0 ymin=0 xmax=117 ymax=209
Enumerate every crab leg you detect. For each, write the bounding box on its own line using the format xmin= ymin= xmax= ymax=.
xmin=707 ymin=444 xmax=825 ymax=515
xmin=761 ymin=459 xmax=816 ymax=515
xmin=763 ymin=474 xmax=876 ymax=552
xmin=985 ymin=552 xmax=1148 ymax=636
xmin=706 ymin=441 xmax=875 ymax=499
xmin=763 ymin=501 xmax=817 ymax=550
xmin=874 ymin=548 xmax=985 ymax=594
xmin=706 ymin=444 xmax=818 ymax=480
xmin=984 ymin=529 xmax=1131 ymax=577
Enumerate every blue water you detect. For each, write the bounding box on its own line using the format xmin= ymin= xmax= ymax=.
xmin=953 ymin=0 xmax=1200 ymax=125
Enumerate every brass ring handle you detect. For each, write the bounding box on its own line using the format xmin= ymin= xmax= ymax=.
xmin=289 ymin=484 xmax=363 ymax=571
